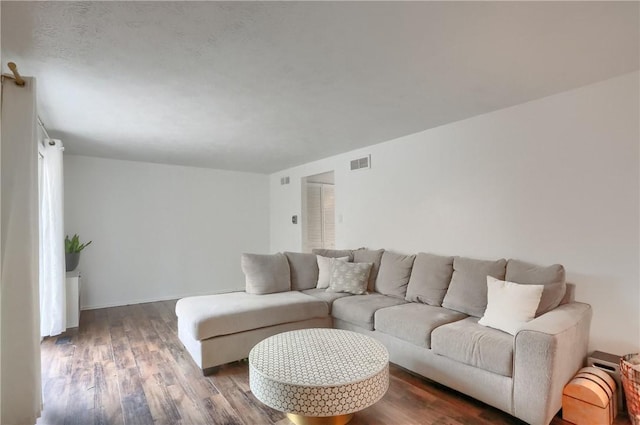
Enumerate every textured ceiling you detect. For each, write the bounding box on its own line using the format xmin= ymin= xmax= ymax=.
xmin=2 ymin=1 xmax=638 ymax=173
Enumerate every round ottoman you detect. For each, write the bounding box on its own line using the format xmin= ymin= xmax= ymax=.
xmin=249 ymin=328 xmax=389 ymax=425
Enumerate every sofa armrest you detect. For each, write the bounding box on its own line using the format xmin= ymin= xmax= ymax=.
xmin=513 ymin=302 xmax=592 ymax=425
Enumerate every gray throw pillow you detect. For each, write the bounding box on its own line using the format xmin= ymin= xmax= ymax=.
xmin=505 ymin=259 xmax=566 ymax=316
xmin=353 ymin=248 xmax=385 ymax=292
xmin=284 ymin=252 xmax=319 ymax=291
xmin=375 ymin=251 xmax=415 ymax=299
xmin=405 ymin=253 xmax=454 ymax=306
xmin=327 ymin=261 xmax=372 ymax=295
xmin=442 ymin=256 xmax=507 ymax=317
xmin=241 ymin=253 xmax=291 ymax=295
xmin=312 ymin=248 xmax=354 ymax=261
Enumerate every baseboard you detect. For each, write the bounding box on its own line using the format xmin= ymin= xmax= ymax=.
xmin=80 ymin=287 xmax=243 ymax=310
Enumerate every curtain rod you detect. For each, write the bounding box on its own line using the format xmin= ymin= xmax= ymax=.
xmin=3 ymin=62 xmax=25 ymax=86
xmin=38 ymin=117 xmax=51 ymax=140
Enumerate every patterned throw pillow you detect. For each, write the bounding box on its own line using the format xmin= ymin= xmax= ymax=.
xmin=327 ymin=261 xmax=372 ymax=295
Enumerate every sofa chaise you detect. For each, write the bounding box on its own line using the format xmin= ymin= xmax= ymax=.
xmin=175 ymin=249 xmax=592 ymax=425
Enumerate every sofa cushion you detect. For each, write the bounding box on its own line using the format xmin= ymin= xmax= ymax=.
xmin=375 ymin=251 xmax=415 ymax=299
xmin=375 ymin=303 xmax=467 ymax=348
xmin=478 ymin=276 xmax=543 ymax=335
xmin=327 ymin=261 xmax=372 ymax=295
xmin=301 ymin=288 xmax=352 ymax=312
xmin=316 ymin=255 xmax=349 ymax=289
xmin=332 ymin=293 xmax=406 ymax=330
xmin=442 ymin=256 xmax=507 ymax=317
xmin=175 ymin=291 xmax=328 ymax=341
xmin=312 ymin=248 xmax=354 ymax=261
xmin=505 ymin=259 xmax=566 ymax=316
xmin=405 ymin=253 xmax=454 ymax=306
xmin=241 ymin=253 xmax=291 ymax=294
xmin=431 ymin=317 xmax=514 ymax=377
xmin=285 ymin=252 xmax=319 ymax=291
xmin=353 ymin=248 xmax=385 ymax=292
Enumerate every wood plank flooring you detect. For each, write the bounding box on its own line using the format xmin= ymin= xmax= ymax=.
xmin=38 ymin=300 xmax=631 ymax=425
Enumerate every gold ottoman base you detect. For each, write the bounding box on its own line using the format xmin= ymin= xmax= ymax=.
xmin=286 ymin=413 xmax=354 ymax=425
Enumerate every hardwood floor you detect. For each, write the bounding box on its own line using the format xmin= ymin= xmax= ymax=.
xmin=39 ymin=300 xmax=630 ymax=425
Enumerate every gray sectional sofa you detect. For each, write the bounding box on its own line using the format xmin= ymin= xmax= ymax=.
xmin=175 ymin=249 xmax=592 ymax=425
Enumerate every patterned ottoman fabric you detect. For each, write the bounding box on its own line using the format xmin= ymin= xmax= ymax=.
xmin=249 ymin=328 xmax=389 ymax=417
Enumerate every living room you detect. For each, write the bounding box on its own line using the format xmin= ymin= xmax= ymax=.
xmin=1 ymin=2 xmax=638 ymax=425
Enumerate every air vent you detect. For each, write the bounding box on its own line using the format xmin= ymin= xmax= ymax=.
xmin=350 ymin=155 xmax=371 ymax=171
xmin=280 ymin=176 xmax=290 ymax=185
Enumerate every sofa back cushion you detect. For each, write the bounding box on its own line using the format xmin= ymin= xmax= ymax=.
xmin=312 ymin=248 xmax=354 ymax=261
xmin=242 ymin=253 xmax=291 ymax=294
xmin=353 ymin=248 xmax=385 ymax=291
xmin=442 ymin=256 xmax=507 ymax=317
xmin=284 ymin=252 xmax=319 ymax=291
xmin=405 ymin=253 xmax=454 ymax=306
xmin=375 ymin=251 xmax=416 ymax=299
xmin=505 ymin=259 xmax=566 ymax=316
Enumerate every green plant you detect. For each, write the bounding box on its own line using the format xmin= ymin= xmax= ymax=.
xmin=65 ymin=234 xmax=92 ymax=254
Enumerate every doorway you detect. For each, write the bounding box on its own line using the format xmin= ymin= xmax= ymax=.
xmin=301 ymin=171 xmax=335 ymax=253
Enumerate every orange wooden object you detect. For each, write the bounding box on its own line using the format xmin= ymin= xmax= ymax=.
xmin=563 ymin=367 xmax=617 ymax=425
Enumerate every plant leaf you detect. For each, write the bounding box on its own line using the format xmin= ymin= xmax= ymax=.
xmin=64 ymin=234 xmax=92 ymax=253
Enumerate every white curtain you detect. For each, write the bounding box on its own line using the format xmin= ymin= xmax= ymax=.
xmin=39 ymin=139 xmax=65 ymax=337
xmin=1 ymin=77 xmax=42 ymax=424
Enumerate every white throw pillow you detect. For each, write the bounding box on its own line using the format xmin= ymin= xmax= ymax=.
xmin=478 ymin=276 xmax=544 ymax=335
xmin=316 ymin=255 xmax=349 ymax=289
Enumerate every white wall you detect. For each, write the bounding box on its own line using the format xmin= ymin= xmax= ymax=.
xmin=270 ymin=71 xmax=639 ymax=355
xmin=65 ymin=156 xmax=269 ymax=309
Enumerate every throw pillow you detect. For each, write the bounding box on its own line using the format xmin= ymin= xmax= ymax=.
xmin=405 ymin=253 xmax=454 ymax=306
xmin=505 ymin=259 xmax=566 ymax=316
xmin=375 ymin=251 xmax=416 ymax=299
xmin=327 ymin=261 xmax=372 ymax=295
xmin=316 ymin=255 xmax=349 ymax=289
xmin=284 ymin=252 xmax=319 ymax=291
xmin=241 ymin=253 xmax=291 ymax=295
xmin=352 ymin=248 xmax=385 ymax=292
xmin=312 ymin=248 xmax=354 ymax=261
xmin=441 ymin=256 xmax=507 ymax=317
xmin=478 ymin=276 xmax=544 ymax=335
